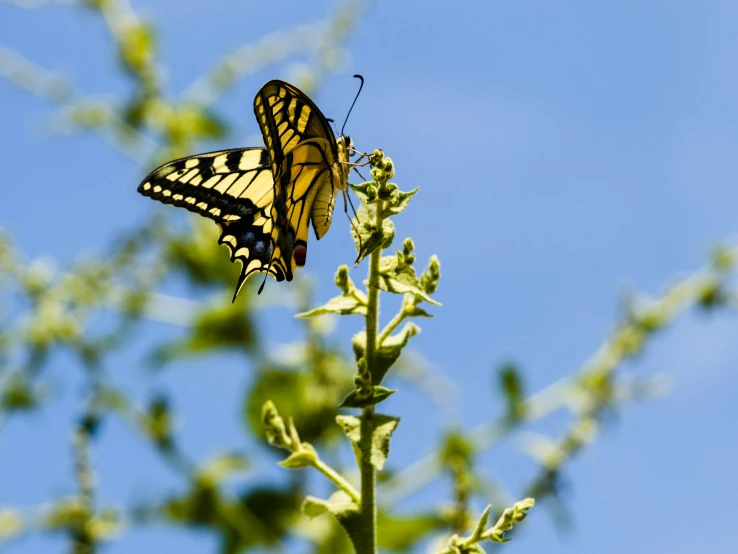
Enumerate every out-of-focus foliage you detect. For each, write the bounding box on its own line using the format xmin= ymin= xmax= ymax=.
xmin=3 ymin=1 xmax=738 ymax=553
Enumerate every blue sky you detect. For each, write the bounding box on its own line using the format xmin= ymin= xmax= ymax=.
xmin=2 ymin=0 xmax=738 ymax=552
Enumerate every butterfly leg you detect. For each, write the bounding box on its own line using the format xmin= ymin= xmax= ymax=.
xmin=342 ymin=187 xmax=364 ymax=260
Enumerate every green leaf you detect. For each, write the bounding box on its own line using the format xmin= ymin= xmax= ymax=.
xmin=404 ymin=305 xmax=434 ymax=318
xmin=381 ymin=186 xmax=418 ymax=217
xmin=338 ymin=386 xmax=397 ymax=408
xmin=353 ymin=323 xmax=420 ymax=384
xmin=230 ymin=486 xmax=302 ymax=549
xmin=440 ymin=431 xmax=476 ymax=466
xmin=302 ymin=491 xmax=362 ymax=549
xmin=498 ymin=363 xmax=526 ymax=420
xmin=335 ymin=415 xmax=361 ymax=443
xmin=471 ymin=505 xmax=492 ymax=540
xmin=370 ymin=414 xmax=400 ymax=470
xmin=198 ymin=452 xmax=248 ymax=484
xmin=375 ymin=255 xmax=441 ymax=305
xmin=352 ymin=202 xmax=395 ymax=265
xmin=166 ymin=218 xmax=242 ymax=288
xmin=295 ymin=292 xmax=367 ymax=318
xmin=180 ymin=105 xmax=228 ymax=140
xmin=245 ymin=369 xmax=345 ymax=445
xmin=301 ymin=496 xmax=330 ymax=518
xmin=336 ymin=414 xmax=399 ymax=471
xmin=0 ymin=372 xmax=42 ymax=411
xmin=278 ymin=445 xmax=317 ymax=470
xmin=149 ymin=295 xmax=255 ymax=365
xmin=348 ymin=181 xmax=377 ymax=203
xmin=163 ymin=483 xmax=301 ymax=551
xmin=377 ymin=511 xmax=444 ymax=550
xmin=118 ymin=22 xmax=155 ymax=74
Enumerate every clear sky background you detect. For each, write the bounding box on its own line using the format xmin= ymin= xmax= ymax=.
xmin=2 ymin=0 xmax=738 ymax=553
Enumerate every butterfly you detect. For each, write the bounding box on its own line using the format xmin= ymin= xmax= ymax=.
xmin=138 ymin=80 xmax=355 ymax=300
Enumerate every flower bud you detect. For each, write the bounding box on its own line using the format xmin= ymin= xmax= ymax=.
xmin=334 ymin=265 xmax=350 ymax=293
xmin=383 ymin=157 xmax=395 ymax=179
xmin=261 ymin=400 xmax=291 ymax=449
xmin=403 ymin=237 xmax=415 ymax=256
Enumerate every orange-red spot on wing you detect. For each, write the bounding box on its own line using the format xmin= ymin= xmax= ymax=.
xmin=294 ymin=244 xmax=307 ymax=266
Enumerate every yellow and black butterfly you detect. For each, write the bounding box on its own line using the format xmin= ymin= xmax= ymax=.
xmin=138 ymin=80 xmax=355 ymax=300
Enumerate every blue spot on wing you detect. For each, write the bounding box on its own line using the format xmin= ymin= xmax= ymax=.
xmin=218 ymin=219 xmax=287 ymax=284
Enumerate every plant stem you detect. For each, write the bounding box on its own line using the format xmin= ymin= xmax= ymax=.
xmin=358 ymin=407 xmax=376 ymax=553
xmin=377 ymin=301 xmax=407 ymax=346
xmin=356 ymin=197 xmax=385 ymax=554
xmin=364 ymin=200 xmax=384 ymax=380
xmin=313 ymin=457 xmax=361 ymax=504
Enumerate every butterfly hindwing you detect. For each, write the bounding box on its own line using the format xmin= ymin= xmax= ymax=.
xmin=218 ymin=218 xmax=290 ymax=299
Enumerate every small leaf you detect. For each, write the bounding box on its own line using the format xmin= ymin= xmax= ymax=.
xmin=471 ymin=505 xmax=492 ymax=540
xmin=440 ymin=431 xmax=475 ymax=465
xmin=287 ymin=418 xmax=301 ymax=449
xmin=149 ymin=296 xmax=255 ymax=365
xmin=498 ymin=363 xmax=526 ymax=420
xmin=246 ymin=369 xmax=346 ymax=445
xmin=353 ymin=323 xmax=420 ymax=385
xmin=405 ymin=305 xmax=434 ymax=318
xmin=371 ymin=415 xmax=400 ymax=470
xmin=311 ymin=491 xmax=362 ymax=550
xmin=336 ymin=414 xmax=399 ymax=471
xmin=301 ymin=496 xmax=330 ymax=518
xmin=278 ymin=445 xmax=317 ymax=470
xmin=377 ymin=511 xmax=444 ymax=550
xmin=296 ymin=293 xmax=367 ymax=318
xmin=336 ymin=415 xmax=362 ymax=443
xmin=198 ymin=452 xmax=249 ymax=484
xmin=381 ymin=186 xmax=418 ymax=217
xmin=375 ymin=255 xmax=440 ymax=305
xmin=348 ymin=182 xmax=377 ymax=203
xmin=352 ymin=202 xmax=395 ymax=265
xmin=338 ymin=386 xmax=396 ymax=408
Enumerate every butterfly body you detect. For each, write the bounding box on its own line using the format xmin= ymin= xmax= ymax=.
xmin=138 ymin=80 xmax=352 ymax=299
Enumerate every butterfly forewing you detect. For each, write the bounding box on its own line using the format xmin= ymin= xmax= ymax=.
xmin=251 ymin=81 xmax=347 ymax=283
xmin=253 ymin=81 xmax=338 ymax=171
xmin=138 ymin=148 xmax=273 ymax=222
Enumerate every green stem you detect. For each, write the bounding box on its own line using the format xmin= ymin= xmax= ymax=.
xmin=356 ymin=197 xmax=385 ymax=554
xmin=377 ymin=298 xmax=408 ymax=346
xmin=364 ymin=200 xmax=383 ymax=375
xmin=359 ymin=407 xmax=376 ymax=553
xmin=313 ymin=457 xmax=361 ymax=504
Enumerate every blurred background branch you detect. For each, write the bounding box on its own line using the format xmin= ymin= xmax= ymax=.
xmin=1 ymin=0 xmax=737 ymax=553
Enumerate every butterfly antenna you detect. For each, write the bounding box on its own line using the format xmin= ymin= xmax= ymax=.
xmin=341 ymin=75 xmax=364 ymax=136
